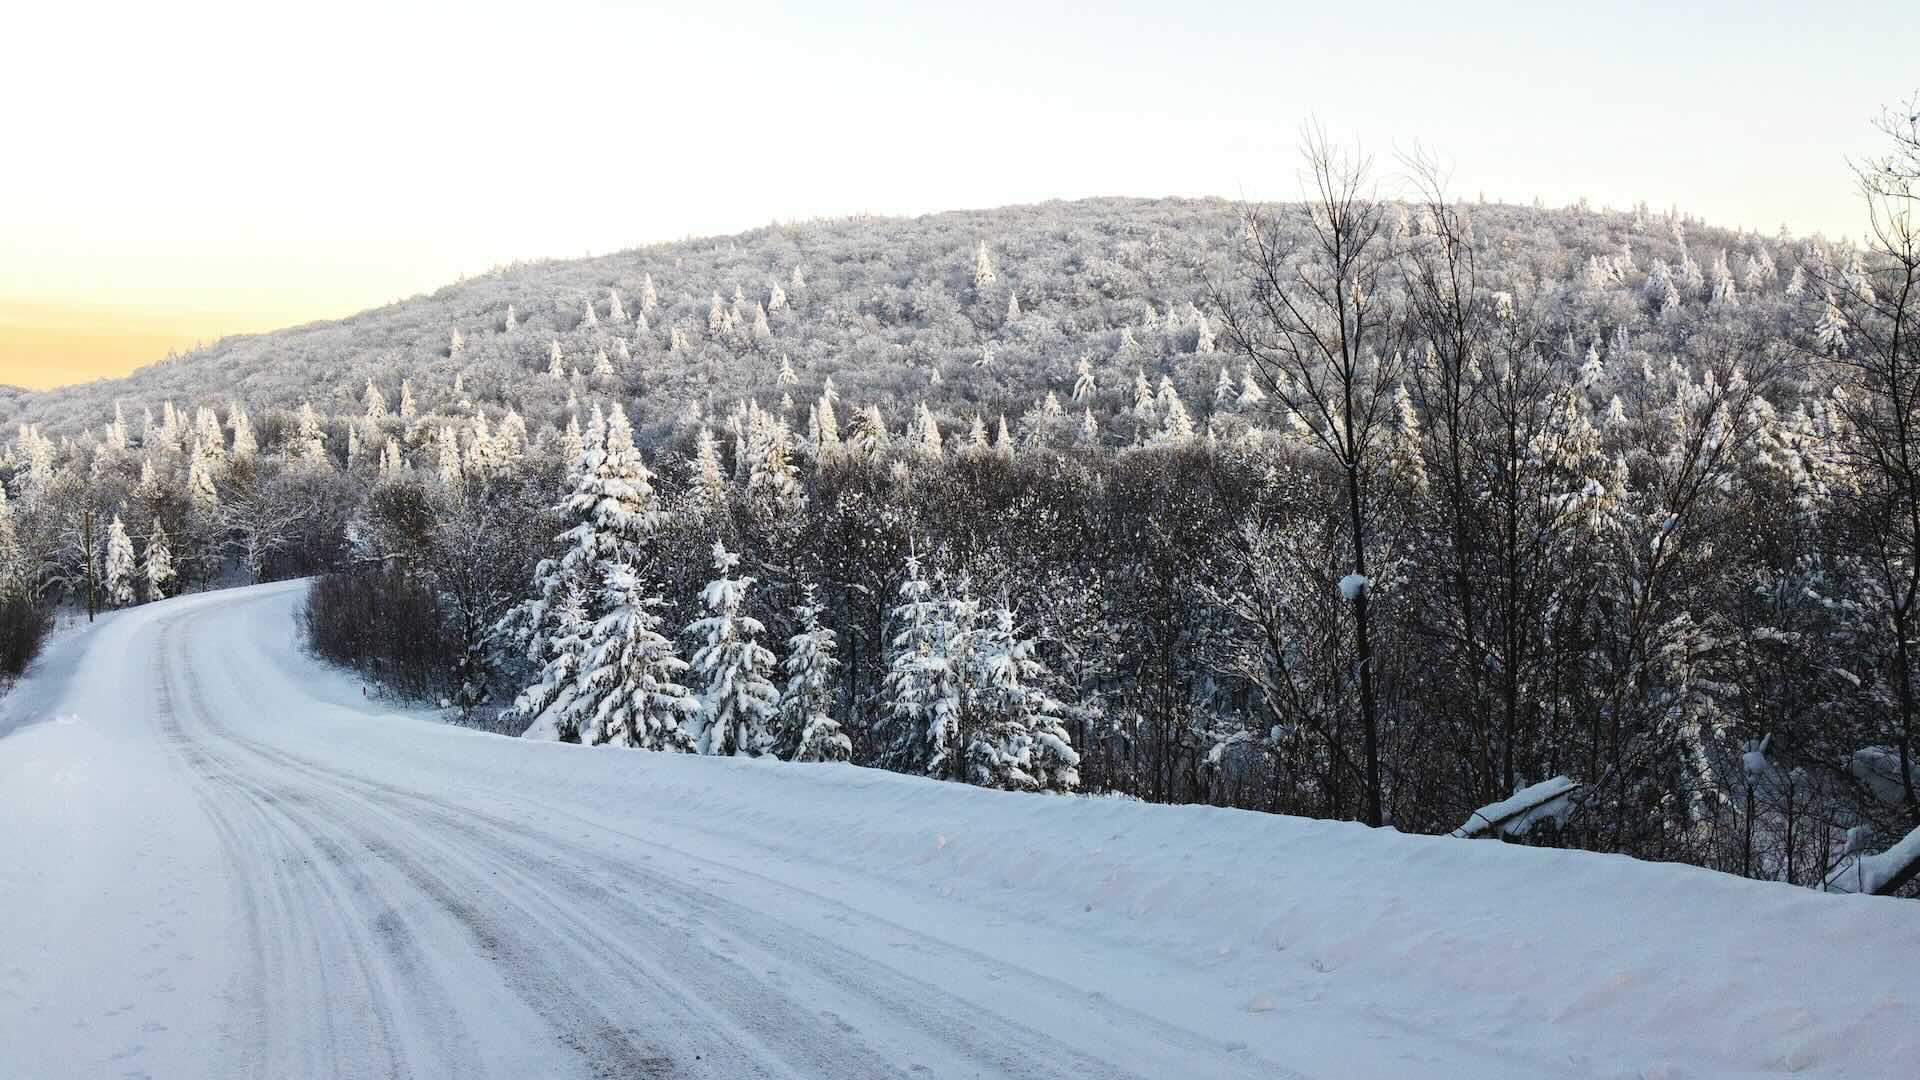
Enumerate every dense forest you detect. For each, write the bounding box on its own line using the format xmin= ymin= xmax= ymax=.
xmin=5 ymin=111 xmax=1917 ymax=898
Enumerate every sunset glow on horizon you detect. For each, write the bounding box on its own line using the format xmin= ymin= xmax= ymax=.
xmin=5 ymin=0 xmax=1908 ymax=390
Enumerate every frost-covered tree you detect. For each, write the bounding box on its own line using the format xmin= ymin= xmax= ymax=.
xmin=878 ymin=552 xmax=965 ymax=776
xmin=960 ymin=604 xmax=1081 ymax=791
xmin=104 ymin=515 xmax=136 ymax=608
xmin=292 ymin=403 xmax=329 ymax=469
xmin=775 ymin=586 xmax=850 ymax=762
xmin=566 ymin=564 xmax=696 ymax=749
xmin=685 ymin=541 xmax=779 ymax=756
xmin=364 ymin=380 xmax=388 ymax=423
xmin=1072 ymin=354 xmax=1097 ymax=403
xmin=973 ymin=240 xmax=996 ymax=290
xmin=143 ymin=518 xmax=174 ymax=602
xmin=230 ymin=408 xmax=258 ymax=462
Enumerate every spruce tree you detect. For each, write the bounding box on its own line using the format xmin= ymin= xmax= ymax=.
xmin=775 ymin=586 xmax=851 ymax=762
xmin=104 ymin=515 xmax=136 ymax=608
xmin=686 ymin=542 xmax=779 ymax=755
xmin=144 ymin=519 xmax=175 ymax=602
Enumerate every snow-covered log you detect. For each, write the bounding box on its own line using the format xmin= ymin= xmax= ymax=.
xmin=1453 ymin=776 xmax=1581 ymax=839
xmin=1826 ymin=824 xmax=1920 ymax=897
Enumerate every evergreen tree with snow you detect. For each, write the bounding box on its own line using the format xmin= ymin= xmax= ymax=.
xmin=689 ymin=425 xmax=730 ymax=513
xmin=0 ymin=484 xmax=25 ymax=598
xmin=504 ymin=303 xmax=518 ymax=332
xmin=878 ymin=552 xmax=964 ymax=776
xmin=187 ymin=438 xmax=220 ymax=509
xmin=1072 ymin=354 xmax=1097 ymax=403
xmin=686 ymin=541 xmax=779 ymax=756
xmin=230 ymin=407 xmax=258 ymax=461
xmin=775 ymin=586 xmax=851 ymax=762
xmin=380 ymin=437 xmax=406 ymax=480
xmin=292 ymin=403 xmax=329 ymax=468
xmin=104 ymin=515 xmax=136 ymax=608
xmin=973 ymin=240 xmax=996 ymax=290
xmin=1156 ymin=393 xmax=1196 ymax=446
xmin=1816 ymin=293 xmax=1848 ymax=354
xmin=1237 ymin=364 xmax=1267 ymax=410
xmin=365 ymin=380 xmax=388 ymax=423
xmin=143 ymin=519 xmax=174 ymax=602
xmin=565 ymin=564 xmax=696 ymax=749
xmin=607 ymin=287 xmax=627 ymax=324
xmin=1078 ymin=407 xmax=1100 ymax=446
xmin=958 ymin=604 xmax=1081 ymax=792
xmin=1214 ymin=365 xmax=1237 ymax=410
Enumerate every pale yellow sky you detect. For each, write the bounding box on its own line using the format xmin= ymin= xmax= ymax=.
xmin=2 ymin=0 xmax=1901 ymax=390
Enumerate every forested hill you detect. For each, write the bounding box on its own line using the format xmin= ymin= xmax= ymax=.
xmin=1 ymin=196 xmax=1811 ymax=446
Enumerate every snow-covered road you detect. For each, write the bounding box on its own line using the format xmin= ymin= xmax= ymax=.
xmin=2 ymin=583 xmax=1917 ymax=1079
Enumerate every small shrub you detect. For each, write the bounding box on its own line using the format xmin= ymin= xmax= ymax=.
xmin=0 ymin=593 xmax=53 ymax=679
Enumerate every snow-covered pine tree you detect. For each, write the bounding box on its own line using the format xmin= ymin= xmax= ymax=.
xmin=565 ymin=564 xmax=696 ymax=749
xmin=958 ymin=604 xmax=1081 ymax=791
xmin=187 ymin=438 xmax=220 ymax=509
xmin=1073 ymin=354 xmax=1097 ymax=403
xmin=775 ymin=586 xmax=851 ymax=762
xmin=548 ymin=341 xmax=566 ymax=380
xmin=230 ymin=407 xmax=258 ymax=461
xmin=143 ymin=518 xmax=174 ymax=602
xmin=380 ymin=437 xmax=405 ymax=480
xmin=365 ymin=380 xmax=388 ymax=423
xmin=974 ymin=240 xmax=996 ymax=290
xmin=1214 ymin=365 xmax=1237 ymax=409
xmin=292 ymin=403 xmax=328 ymax=469
xmin=685 ymin=541 xmax=779 ymax=756
xmin=1156 ymin=394 xmax=1196 ymax=446
xmin=1237 ymin=363 xmax=1267 ymax=409
xmin=689 ymin=426 xmax=729 ymax=512
xmin=104 ymin=515 xmax=136 ymax=607
xmin=878 ymin=552 xmax=966 ymax=775
xmin=0 ymin=484 xmax=24 ymax=598
xmin=607 ymin=287 xmax=627 ymax=324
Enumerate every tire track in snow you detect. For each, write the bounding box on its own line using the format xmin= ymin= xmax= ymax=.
xmin=165 ymin=607 xmax=690 ymax=1080
xmin=170 ymin=597 xmax=1294 ymax=1080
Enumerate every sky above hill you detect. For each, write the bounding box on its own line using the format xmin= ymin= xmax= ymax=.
xmin=2 ymin=0 xmax=1910 ymax=389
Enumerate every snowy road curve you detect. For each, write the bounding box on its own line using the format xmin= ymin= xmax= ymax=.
xmin=3 ymin=582 xmax=1918 ymax=1079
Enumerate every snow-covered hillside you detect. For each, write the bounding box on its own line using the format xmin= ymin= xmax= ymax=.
xmin=0 ymin=195 xmax=1777 ymax=447
xmin=1 ymin=581 xmax=1914 ymax=1079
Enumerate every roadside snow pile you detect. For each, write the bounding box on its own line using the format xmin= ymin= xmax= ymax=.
xmin=1454 ymin=776 xmax=1580 ymax=838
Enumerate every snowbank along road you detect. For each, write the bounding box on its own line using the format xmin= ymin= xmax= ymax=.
xmin=2 ymin=582 xmax=1917 ymax=1079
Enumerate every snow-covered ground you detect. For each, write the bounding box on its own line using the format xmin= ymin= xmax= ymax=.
xmin=1 ymin=582 xmax=1915 ymax=1079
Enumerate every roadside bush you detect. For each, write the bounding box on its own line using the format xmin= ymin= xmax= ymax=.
xmin=0 ymin=594 xmax=52 ymax=679
xmin=300 ymin=567 xmax=456 ymax=701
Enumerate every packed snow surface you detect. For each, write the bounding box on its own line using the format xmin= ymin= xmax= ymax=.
xmin=2 ymin=582 xmax=1917 ymax=1079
